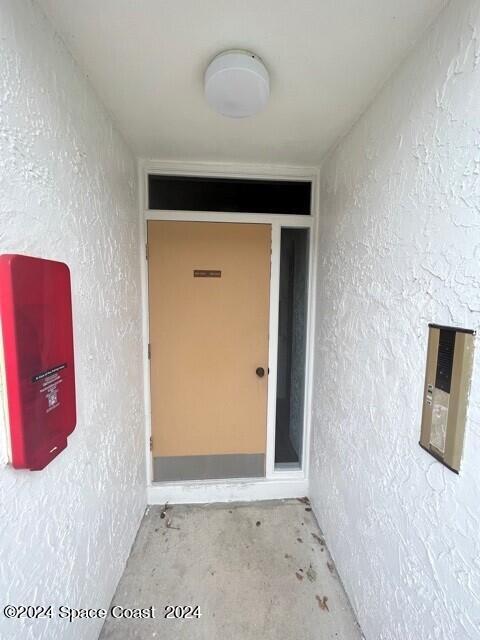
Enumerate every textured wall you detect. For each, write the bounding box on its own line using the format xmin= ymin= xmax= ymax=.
xmin=310 ymin=1 xmax=480 ymax=639
xmin=0 ymin=1 xmax=145 ymax=639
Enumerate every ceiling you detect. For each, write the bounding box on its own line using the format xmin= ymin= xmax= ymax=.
xmin=38 ymin=0 xmax=448 ymax=166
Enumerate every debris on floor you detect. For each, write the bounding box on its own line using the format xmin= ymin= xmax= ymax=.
xmin=306 ymin=564 xmax=316 ymax=583
xmin=100 ymin=500 xmax=362 ymax=640
xmin=311 ymin=532 xmax=326 ymax=551
xmin=311 ymin=532 xmax=324 ymax=545
xmin=316 ymin=595 xmax=329 ymax=611
xmin=159 ymin=502 xmax=180 ymax=530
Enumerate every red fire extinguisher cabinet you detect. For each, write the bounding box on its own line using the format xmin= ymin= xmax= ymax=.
xmin=0 ymin=254 xmax=76 ymax=470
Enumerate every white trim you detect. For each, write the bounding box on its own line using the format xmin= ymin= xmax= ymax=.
xmin=139 ymin=159 xmax=319 ymax=500
xmin=139 ymin=162 xmax=153 ymax=486
xmin=265 ymin=221 xmax=280 ymax=477
xmin=141 ymin=158 xmax=318 ymax=182
xmin=301 ymin=169 xmax=321 ymax=479
xmin=147 ymin=477 xmax=309 ymax=505
xmin=145 ymin=210 xmax=312 ymax=226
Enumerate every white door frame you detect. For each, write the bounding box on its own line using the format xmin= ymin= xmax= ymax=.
xmin=139 ymin=159 xmax=319 ymax=504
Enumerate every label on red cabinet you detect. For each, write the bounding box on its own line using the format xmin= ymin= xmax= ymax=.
xmin=33 ymin=364 xmax=67 ymax=413
xmin=31 ymin=363 xmax=67 ymax=383
xmin=40 ymin=374 xmax=63 ymax=413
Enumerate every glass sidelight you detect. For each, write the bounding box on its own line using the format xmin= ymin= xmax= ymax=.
xmin=275 ymin=228 xmax=309 ymax=468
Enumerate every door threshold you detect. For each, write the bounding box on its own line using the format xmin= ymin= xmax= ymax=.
xmin=147 ymin=476 xmax=309 ymax=505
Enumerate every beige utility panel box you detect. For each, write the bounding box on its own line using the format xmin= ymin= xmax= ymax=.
xmin=420 ymin=324 xmax=475 ymax=473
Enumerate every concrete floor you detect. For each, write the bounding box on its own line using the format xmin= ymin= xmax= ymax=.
xmin=100 ymin=500 xmax=363 ymax=640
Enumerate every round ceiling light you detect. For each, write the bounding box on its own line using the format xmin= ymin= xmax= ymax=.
xmin=204 ymin=50 xmax=270 ymax=118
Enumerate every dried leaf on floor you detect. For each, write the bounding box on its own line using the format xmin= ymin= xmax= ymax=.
xmin=295 ymin=572 xmax=304 ymax=581
xmin=311 ymin=532 xmax=325 ymax=546
xmin=160 ymin=502 xmax=170 ymax=520
xmin=316 ymin=595 xmax=329 ymax=611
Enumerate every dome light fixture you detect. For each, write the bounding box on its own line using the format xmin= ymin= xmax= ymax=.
xmin=204 ymin=50 xmax=270 ymax=119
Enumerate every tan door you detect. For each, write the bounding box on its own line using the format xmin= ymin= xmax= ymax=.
xmin=148 ymin=221 xmax=271 ymax=481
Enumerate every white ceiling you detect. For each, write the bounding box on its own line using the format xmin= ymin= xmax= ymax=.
xmin=39 ymin=0 xmax=448 ymax=166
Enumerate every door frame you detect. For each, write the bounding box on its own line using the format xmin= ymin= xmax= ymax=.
xmin=139 ymin=159 xmax=319 ymax=504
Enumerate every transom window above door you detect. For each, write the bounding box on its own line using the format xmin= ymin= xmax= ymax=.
xmin=148 ymin=174 xmax=312 ymax=215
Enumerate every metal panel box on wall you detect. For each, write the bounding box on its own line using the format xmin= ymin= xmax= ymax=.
xmin=0 ymin=254 xmax=76 ymax=470
xmin=419 ymin=324 xmax=475 ymax=473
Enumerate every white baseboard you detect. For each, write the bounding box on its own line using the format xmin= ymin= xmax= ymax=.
xmin=147 ymin=477 xmax=309 ymax=505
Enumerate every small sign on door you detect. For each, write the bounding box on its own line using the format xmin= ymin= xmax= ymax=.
xmin=193 ymin=270 xmax=221 ymax=278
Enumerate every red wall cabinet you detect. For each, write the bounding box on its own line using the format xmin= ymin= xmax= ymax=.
xmin=0 ymin=255 xmax=76 ymax=470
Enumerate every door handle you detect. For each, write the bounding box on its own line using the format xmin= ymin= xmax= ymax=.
xmin=256 ymin=367 xmax=265 ymax=378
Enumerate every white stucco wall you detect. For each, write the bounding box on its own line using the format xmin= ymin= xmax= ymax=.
xmin=0 ymin=1 xmax=146 ymax=639
xmin=310 ymin=1 xmax=480 ymax=638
